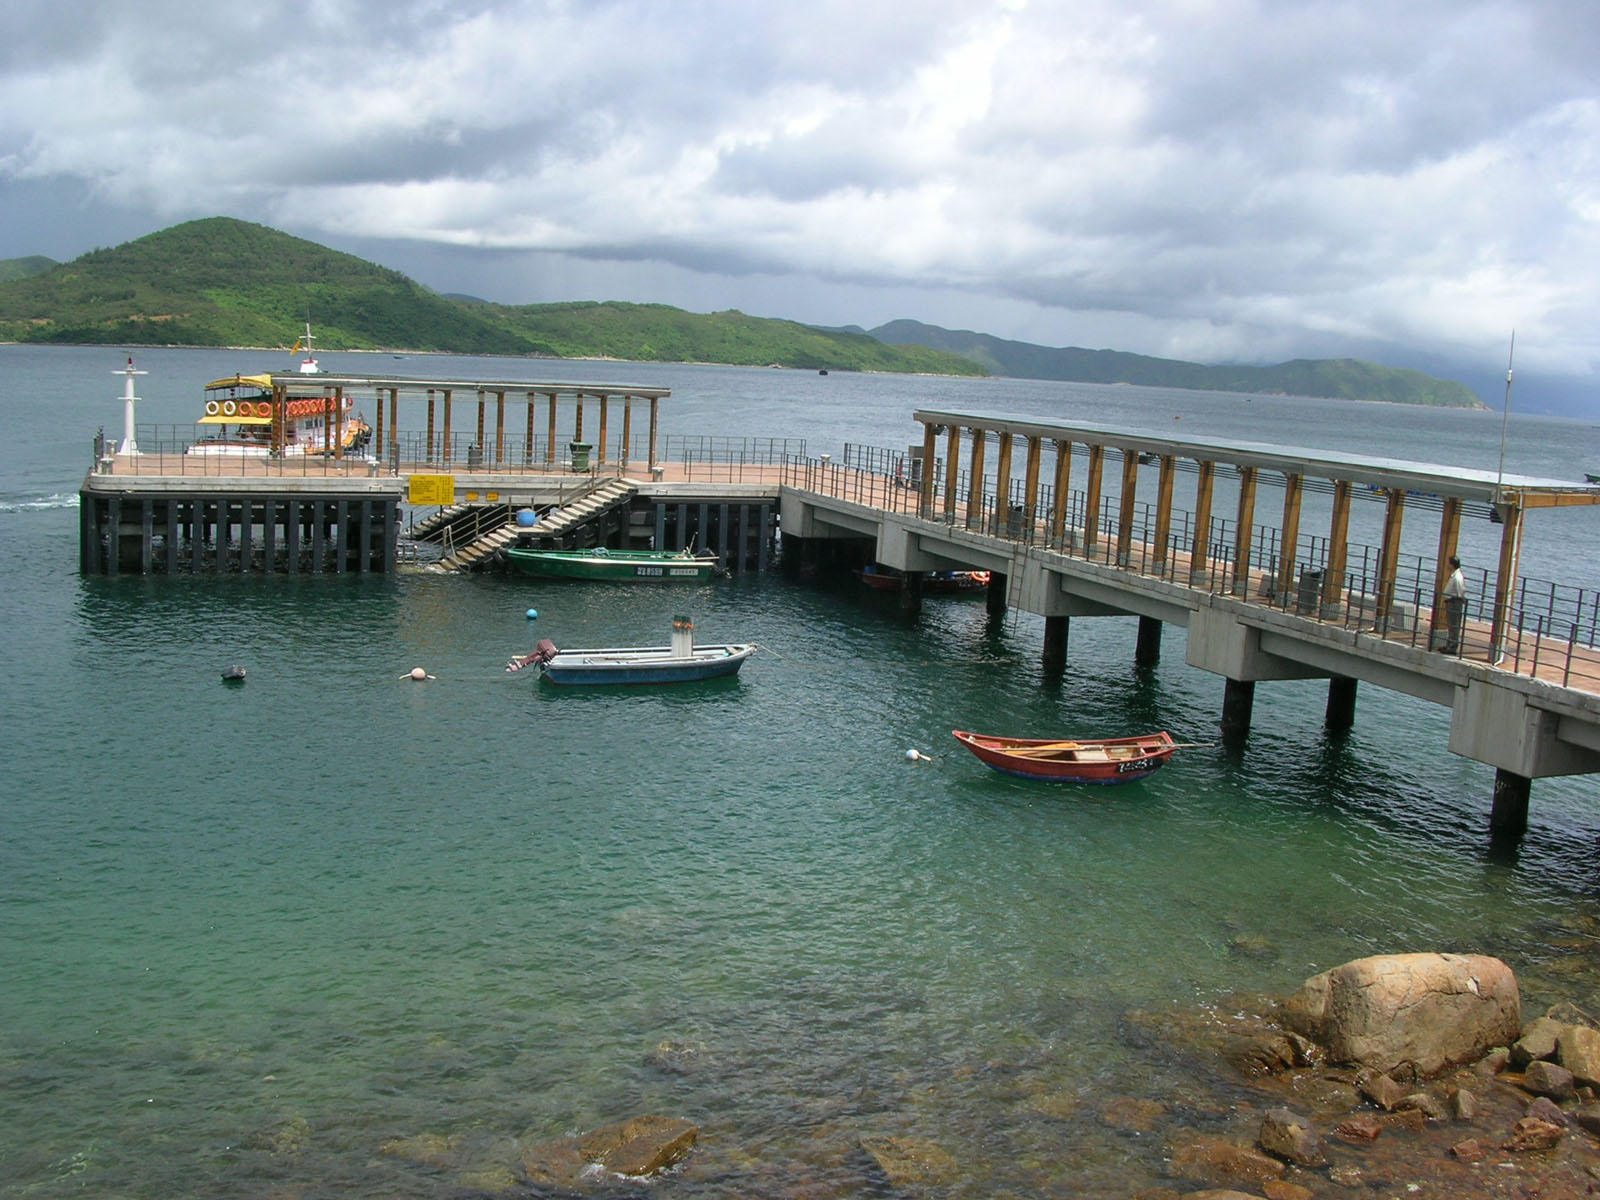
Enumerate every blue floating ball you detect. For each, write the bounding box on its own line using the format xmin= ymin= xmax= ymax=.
xmin=525 ymin=608 xmax=539 ymax=620
xmin=515 ymin=508 xmax=538 ymax=528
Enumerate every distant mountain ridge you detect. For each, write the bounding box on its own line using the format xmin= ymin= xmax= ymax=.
xmin=868 ymin=319 xmax=1485 ymax=408
xmin=0 ymin=218 xmax=981 ymax=376
xmin=0 ymin=216 xmax=1480 ymax=405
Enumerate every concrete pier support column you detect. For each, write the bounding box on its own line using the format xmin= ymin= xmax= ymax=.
xmin=899 ymin=571 xmax=924 ymax=616
xmin=1490 ymin=770 xmax=1531 ymax=843
xmin=1325 ymin=676 xmax=1358 ymax=729
xmin=1135 ymin=616 xmax=1162 ymax=668
xmin=1043 ymin=615 xmax=1068 ymax=672
xmin=1221 ymin=678 xmax=1256 ymax=746
xmin=986 ymin=571 xmax=1008 ymax=616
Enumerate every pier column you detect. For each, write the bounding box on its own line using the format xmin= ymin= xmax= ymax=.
xmin=1491 ymin=498 xmax=1525 ymax=660
xmin=1275 ymin=472 xmax=1304 ymax=603
xmin=1190 ymin=459 xmax=1216 ymax=585
xmin=426 ymin=389 xmax=437 ymax=463
xmin=1021 ymin=435 xmax=1042 ymax=534
xmin=1490 ymin=769 xmax=1531 ymax=842
xmin=1325 ymin=677 xmax=1357 ymax=729
xmin=1083 ymin=445 xmax=1105 ymax=555
xmin=1135 ymin=616 xmax=1162 ymax=668
xmin=648 ymin=396 xmax=660 ymax=470
xmin=918 ymin=422 xmax=939 ymax=517
xmin=621 ymin=396 xmax=633 ymax=466
xmin=1231 ymin=466 xmax=1258 ymax=596
xmin=899 ymin=570 xmax=924 ymax=616
xmin=1152 ymin=455 xmax=1176 ymax=575
xmin=992 ymin=431 xmax=1013 ymax=536
xmin=598 ymin=396 xmax=609 ymax=464
xmin=943 ymin=425 xmax=962 ymax=522
xmin=548 ymin=392 xmax=560 ymax=467
xmin=965 ymin=428 xmax=987 ymax=530
xmin=441 ymin=389 xmax=454 ymax=464
xmin=986 ymin=571 xmax=1007 ymax=616
xmin=1220 ymin=678 xmax=1255 ymax=746
xmin=1043 ymin=615 xmax=1068 ymax=672
xmin=1428 ymin=497 xmax=1463 ymax=649
xmin=494 ymin=390 xmax=506 ymax=466
xmin=1050 ymin=438 xmax=1072 ymax=549
xmin=1375 ymin=488 xmax=1407 ymax=632
xmin=1116 ymin=447 xmax=1139 ymax=566
xmin=1323 ymin=480 xmax=1352 ymax=617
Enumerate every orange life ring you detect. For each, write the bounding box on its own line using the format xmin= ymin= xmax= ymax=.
xmin=205 ymin=400 xmax=220 ymax=416
xmin=222 ymin=399 xmax=237 ymax=416
xmin=255 ymin=402 xmax=272 ymax=418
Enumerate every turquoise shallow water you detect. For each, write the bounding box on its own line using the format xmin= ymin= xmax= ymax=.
xmin=3 ymin=346 xmax=1600 ymax=1197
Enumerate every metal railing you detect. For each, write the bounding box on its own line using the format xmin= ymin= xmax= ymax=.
xmin=789 ymin=447 xmax=1600 ymax=692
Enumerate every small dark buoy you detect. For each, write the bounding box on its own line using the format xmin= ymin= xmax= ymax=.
xmin=221 ymin=665 xmax=247 ymax=683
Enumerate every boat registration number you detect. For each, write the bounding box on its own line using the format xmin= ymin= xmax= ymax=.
xmin=1116 ymin=758 xmax=1154 ymax=773
xmin=635 ymin=567 xmax=664 ymax=576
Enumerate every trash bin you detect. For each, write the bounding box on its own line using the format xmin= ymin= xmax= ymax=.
xmin=1297 ymin=568 xmax=1324 ymax=614
xmin=1006 ymin=503 xmax=1026 ymax=537
xmin=568 ymin=441 xmax=592 ymax=472
xmin=466 ymin=443 xmax=483 ymax=469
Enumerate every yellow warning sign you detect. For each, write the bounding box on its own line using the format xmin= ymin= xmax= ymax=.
xmin=407 ymin=475 xmax=455 ymax=505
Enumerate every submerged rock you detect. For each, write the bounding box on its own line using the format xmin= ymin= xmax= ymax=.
xmin=858 ymin=1133 xmax=960 ymax=1189
xmin=520 ymin=1114 xmax=699 ymax=1188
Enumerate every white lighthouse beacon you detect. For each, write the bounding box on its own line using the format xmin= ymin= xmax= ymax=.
xmin=114 ymin=355 xmax=146 ymax=455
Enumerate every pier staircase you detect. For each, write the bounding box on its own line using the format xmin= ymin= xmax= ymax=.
xmin=422 ymin=478 xmax=641 ymax=572
xmin=525 ymin=478 xmax=638 ymax=543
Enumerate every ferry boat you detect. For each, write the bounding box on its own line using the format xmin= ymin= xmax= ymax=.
xmin=187 ymin=325 xmax=371 ymax=458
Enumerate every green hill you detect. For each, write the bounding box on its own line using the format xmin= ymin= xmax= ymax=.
xmin=489 ymin=300 xmax=984 ymax=374
xmin=0 ymin=255 xmax=56 ymax=283
xmin=870 ymin=319 xmax=1485 ymax=408
xmin=0 ymin=218 xmax=983 ymax=375
xmin=0 ymin=218 xmax=543 ymax=354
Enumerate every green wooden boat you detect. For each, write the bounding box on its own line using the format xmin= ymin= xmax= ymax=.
xmin=504 ymin=547 xmax=720 ymax=581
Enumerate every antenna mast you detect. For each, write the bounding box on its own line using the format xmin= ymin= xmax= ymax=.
xmin=1493 ymin=331 xmax=1514 ymax=505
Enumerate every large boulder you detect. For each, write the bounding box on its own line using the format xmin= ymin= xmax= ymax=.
xmin=1282 ymin=954 xmax=1520 ymax=1078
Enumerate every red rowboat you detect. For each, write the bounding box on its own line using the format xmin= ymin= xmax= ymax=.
xmin=951 ymin=729 xmax=1178 ymax=783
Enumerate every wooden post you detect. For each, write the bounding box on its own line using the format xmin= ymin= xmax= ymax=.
xmin=1191 ymin=459 xmax=1216 ymax=584
xmin=648 ymin=397 xmax=660 ymax=470
xmin=919 ymin=422 xmax=939 ymax=517
xmin=525 ymin=392 xmax=536 ymax=466
xmin=1429 ymin=497 xmax=1463 ymax=647
xmin=547 ymin=392 xmax=560 ymax=467
xmin=1083 ymin=444 xmax=1105 ymax=553
xmin=1153 ymin=455 xmax=1176 ymax=572
xmin=1051 ymin=439 xmax=1072 ymax=548
xmin=1022 ymin=434 xmax=1042 ymax=531
xmin=1375 ymin=488 xmax=1406 ymax=630
xmin=943 ymin=426 xmax=962 ymax=521
xmin=426 ymin=389 xmax=436 ymax=464
xmin=1491 ymin=497 xmax=1523 ymax=660
xmin=993 ymin=430 xmax=1013 ymax=535
xmin=494 ymin=390 xmax=506 ymax=466
xmin=1116 ymin=447 xmax=1139 ymax=566
xmin=387 ymin=388 xmax=398 ymax=466
xmin=965 ymin=428 xmax=986 ymax=530
xmin=1231 ymin=466 xmax=1258 ymax=595
xmin=598 ymin=395 xmax=609 ymax=464
xmin=621 ymin=396 xmax=632 ymax=466
xmin=1323 ymin=479 xmax=1352 ymax=616
xmin=573 ymin=392 xmax=584 ymax=444
xmin=475 ymin=391 xmax=486 ymax=460
xmin=441 ymin=389 xmax=453 ymax=464
xmin=1276 ymin=472 xmax=1303 ymax=603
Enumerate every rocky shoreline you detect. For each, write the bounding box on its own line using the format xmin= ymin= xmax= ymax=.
xmin=337 ymin=953 xmax=1600 ymax=1197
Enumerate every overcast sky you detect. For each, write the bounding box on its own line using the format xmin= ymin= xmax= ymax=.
xmin=2 ymin=0 xmax=1596 ymax=405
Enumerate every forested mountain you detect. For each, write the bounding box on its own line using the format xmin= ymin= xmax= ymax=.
xmin=0 ymin=219 xmax=981 ymax=375
xmin=0 ymin=217 xmax=1481 ymax=404
xmin=869 ymin=319 xmax=1485 ymax=407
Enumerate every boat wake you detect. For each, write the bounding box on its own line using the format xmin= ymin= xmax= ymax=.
xmin=0 ymin=493 xmax=80 ymax=513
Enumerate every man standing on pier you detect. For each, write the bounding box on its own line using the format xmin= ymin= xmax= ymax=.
xmin=1442 ymin=556 xmax=1467 ymax=654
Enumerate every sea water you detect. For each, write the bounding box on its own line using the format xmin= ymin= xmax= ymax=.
xmin=2 ymin=344 xmax=1599 ymax=1197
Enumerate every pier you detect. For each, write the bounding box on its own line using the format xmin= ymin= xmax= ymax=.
xmin=79 ymin=372 xmax=1600 ymax=837
xmin=779 ymin=412 xmax=1600 ymax=840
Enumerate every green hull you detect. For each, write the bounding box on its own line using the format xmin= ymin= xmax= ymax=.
xmin=505 ymin=548 xmax=718 ymax=581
